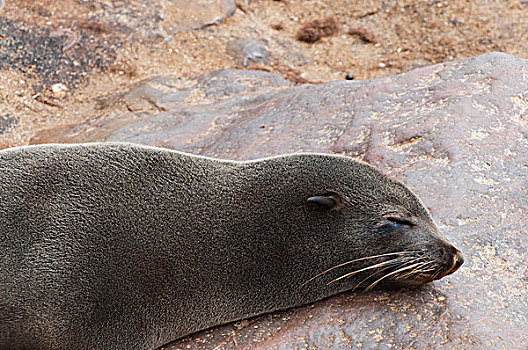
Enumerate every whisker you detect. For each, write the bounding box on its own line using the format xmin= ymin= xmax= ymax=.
xmin=326 ymin=257 xmax=406 ymax=286
xmin=298 ymin=250 xmax=419 ymax=288
xmin=416 ymin=265 xmax=437 ymax=273
xmin=397 ymin=261 xmax=435 ymax=280
xmin=365 ymin=262 xmax=425 ymax=291
xmin=431 ymin=267 xmax=444 ymax=280
xmin=351 ymin=257 xmax=422 ymax=292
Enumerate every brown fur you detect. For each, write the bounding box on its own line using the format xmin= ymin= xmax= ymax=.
xmin=0 ymin=142 xmax=462 ymax=349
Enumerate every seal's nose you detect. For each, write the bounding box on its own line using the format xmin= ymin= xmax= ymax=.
xmin=446 ymin=250 xmax=464 ymax=275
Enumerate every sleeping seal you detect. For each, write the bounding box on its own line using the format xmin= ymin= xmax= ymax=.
xmin=0 ymin=142 xmax=463 ymax=349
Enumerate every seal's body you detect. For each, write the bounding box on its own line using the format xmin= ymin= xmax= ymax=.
xmin=0 ymin=143 xmax=462 ymax=350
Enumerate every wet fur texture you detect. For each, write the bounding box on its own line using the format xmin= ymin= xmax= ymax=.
xmin=0 ymin=143 xmax=460 ymax=349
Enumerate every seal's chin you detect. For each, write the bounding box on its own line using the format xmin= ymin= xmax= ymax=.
xmin=314 ymin=250 xmax=464 ymax=292
xmin=386 ymin=273 xmax=437 ymax=289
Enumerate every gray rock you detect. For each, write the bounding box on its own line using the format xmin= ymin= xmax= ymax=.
xmin=31 ymin=52 xmax=528 ymax=349
xmin=226 ymin=38 xmax=270 ymax=67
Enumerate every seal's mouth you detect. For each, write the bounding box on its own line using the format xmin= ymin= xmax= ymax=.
xmin=371 ymin=249 xmax=464 ymax=288
xmin=299 ymin=249 xmax=464 ymax=291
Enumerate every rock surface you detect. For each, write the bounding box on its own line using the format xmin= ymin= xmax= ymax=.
xmin=32 ymin=52 xmax=528 ymax=349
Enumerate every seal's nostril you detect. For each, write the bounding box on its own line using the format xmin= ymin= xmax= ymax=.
xmin=446 ymin=250 xmax=464 ymax=275
xmin=454 ymin=251 xmax=464 ymax=270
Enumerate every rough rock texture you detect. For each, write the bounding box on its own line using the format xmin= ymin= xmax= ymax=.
xmin=31 ymin=52 xmax=528 ymax=349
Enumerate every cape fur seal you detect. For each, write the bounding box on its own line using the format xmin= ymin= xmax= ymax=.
xmin=0 ymin=142 xmax=463 ymax=349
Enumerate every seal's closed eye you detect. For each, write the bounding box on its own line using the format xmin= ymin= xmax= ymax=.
xmin=378 ymin=216 xmax=415 ymax=233
xmin=385 ymin=217 xmax=415 ymax=227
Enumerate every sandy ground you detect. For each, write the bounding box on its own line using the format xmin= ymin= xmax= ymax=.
xmin=1 ymin=0 xmax=527 ymax=148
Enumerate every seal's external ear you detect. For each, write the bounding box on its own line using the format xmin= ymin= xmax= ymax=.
xmin=308 ymin=195 xmax=337 ymax=209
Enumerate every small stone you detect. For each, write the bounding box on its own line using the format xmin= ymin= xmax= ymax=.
xmin=51 ymin=83 xmax=68 ymax=99
xmin=226 ymin=39 xmax=269 ymax=67
xmin=345 ymin=72 xmax=355 ymax=80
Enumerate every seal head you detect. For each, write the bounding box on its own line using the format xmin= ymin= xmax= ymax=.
xmin=300 ymin=171 xmax=464 ymax=292
xmin=263 ymin=153 xmax=465 ymax=295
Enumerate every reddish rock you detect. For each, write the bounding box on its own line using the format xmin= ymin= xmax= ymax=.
xmin=32 ymin=52 xmax=528 ymax=349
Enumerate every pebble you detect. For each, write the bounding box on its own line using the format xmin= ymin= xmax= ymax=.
xmin=51 ymin=83 xmax=68 ymax=99
xmin=226 ymin=39 xmax=269 ymax=67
